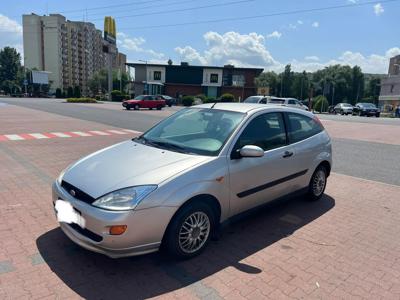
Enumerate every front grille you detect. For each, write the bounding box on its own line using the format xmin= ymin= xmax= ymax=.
xmin=68 ymin=223 xmax=103 ymax=242
xmin=61 ymin=180 xmax=96 ymax=204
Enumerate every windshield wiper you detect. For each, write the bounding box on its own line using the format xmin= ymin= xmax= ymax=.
xmin=150 ymin=140 xmax=192 ymax=154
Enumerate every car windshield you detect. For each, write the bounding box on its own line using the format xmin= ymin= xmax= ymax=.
xmin=244 ymin=96 xmax=261 ymax=103
xmin=162 ymin=95 xmax=172 ymax=99
xmin=342 ymin=103 xmax=352 ymax=107
xmin=140 ymin=108 xmax=245 ymax=156
xmin=134 ymin=95 xmax=145 ymax=100
xmin=360 ymin=103 xmax=376 ymax=108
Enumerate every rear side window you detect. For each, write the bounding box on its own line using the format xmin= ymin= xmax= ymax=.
xmin=287 ymin=113 xmax=323 ymax=143
xmin=235 ymin=112 xmax=287 ymax=151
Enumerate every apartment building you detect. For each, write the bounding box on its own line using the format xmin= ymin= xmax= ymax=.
xmin=23 ymin=13 xmax=125 ymax=96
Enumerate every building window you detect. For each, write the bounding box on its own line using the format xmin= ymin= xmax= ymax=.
xmin=210 ymin=73 xmax=219 ymax=83
xmin=391 ymin=85 xmax=394 ymax=93
xmin=154 ymin=71 xmax=161 ymax=81
xmin=232 ymin=74 xmax=245 ymax=87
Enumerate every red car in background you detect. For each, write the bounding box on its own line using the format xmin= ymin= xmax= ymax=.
xmin=122 ymin=95 xmax=166 ymax=110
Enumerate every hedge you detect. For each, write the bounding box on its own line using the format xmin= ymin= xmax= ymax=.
xmin=182 ymin=95 xmax=195 ymax=106
xmin=220 ymin=93 xmax=235 ymax=102
xmin=66 ymin=98 xmax=97 ymax=103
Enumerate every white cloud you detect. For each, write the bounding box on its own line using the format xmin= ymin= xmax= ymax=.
xmin=347 ymin=0 xmax=358 ymax=3
xmin=266 ymin=31 xmax=282 ymax=39
xmin=0 ymin=14 xmax=23 ymax=58
xmin=374 ymin=3 xmax=384 ymax=16
xmin=118 ymin=32 xmax=164 ymax=59
xmin=312 ymin=21 xmax=319 ymax=28
xmin=305 ymin=56 xmax=320 ymax=62
xmin=175 ymin=31 xmax=279 ymax=68
xmin=174 ymin=30 xmax=398 ymax=74
xmin=297 ymin=20 xmax=303 ymax=25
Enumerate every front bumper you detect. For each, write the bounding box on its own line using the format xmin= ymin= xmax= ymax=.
xmin=52 ymin=181 xmax=177 ymax=258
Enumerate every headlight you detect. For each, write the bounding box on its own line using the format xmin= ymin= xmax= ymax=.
xmin=92 ymin=185 xmax=157 ymax=211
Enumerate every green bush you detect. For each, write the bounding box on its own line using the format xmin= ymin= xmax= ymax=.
xmin=313 ymin=95 xmax=329 ymax=112
xmin=73 ymin=86 xmax=81 ymax=98
xmin=182 ymin=95 xmax=195 ymax=106
xmin=195 ymin=94 xmax=207 ymax=102
xmin=220 ymin=93 xmax=235 ymax=102
xmin=55 ymin=88 xmax=62 ymax=98
xmin=111 ymin=90 xmax=129 ymax=102
xmin=66 ymin=98 xmax=97 ymax=103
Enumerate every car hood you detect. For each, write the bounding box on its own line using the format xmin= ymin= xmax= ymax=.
xmin=62 ymin=140 xmax=210 ymax=199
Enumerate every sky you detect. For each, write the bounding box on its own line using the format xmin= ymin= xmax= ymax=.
xmin=1 ymin=0 xmax=399 ymax=74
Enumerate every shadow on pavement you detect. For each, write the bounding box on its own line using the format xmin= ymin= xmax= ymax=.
xmin=37 ymin=194 xmax=335 ymax=299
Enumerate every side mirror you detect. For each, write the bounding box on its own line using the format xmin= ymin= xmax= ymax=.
xmin=239 ymin=145 xmax=264 ymax=158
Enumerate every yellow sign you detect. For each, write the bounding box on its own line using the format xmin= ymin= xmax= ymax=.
xmin=257 ymin=87 xmax=270 ymax=96
xmin=104 ymin=16 xmax=116 ymax=44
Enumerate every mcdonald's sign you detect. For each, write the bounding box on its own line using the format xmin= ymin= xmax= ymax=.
xmin=104 ymin=16 xmax=116 ymax=45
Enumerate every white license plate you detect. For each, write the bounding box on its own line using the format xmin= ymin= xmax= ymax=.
xmin=55 ymin=199 xmax=86 ymax=228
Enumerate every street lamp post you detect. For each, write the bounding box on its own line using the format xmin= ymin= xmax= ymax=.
xmin=139 ymin=60 xmax=148 ymax=94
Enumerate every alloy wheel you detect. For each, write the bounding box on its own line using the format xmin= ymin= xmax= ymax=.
xmin=178 ymin=211 xmax=210 ymax=254
xmin=312 ymin=169 xmax=326 ymax=197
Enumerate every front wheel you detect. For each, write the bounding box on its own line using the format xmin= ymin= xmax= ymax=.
xmin=307 ymin=165 xmax=327 ymax=201
xmin=164 ymin=202 xmax=215 ymax=259
xmin=126 ymin=106 xmax=131 ymax=110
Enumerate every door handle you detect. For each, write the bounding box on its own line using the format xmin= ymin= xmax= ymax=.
xmin=283 ymin=151 xmax=293 ymax=158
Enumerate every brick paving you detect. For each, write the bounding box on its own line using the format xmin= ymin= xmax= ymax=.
xmin=0 ymin=105 xmax=400 ymax=299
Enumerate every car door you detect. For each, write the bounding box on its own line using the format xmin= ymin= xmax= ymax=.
xmin=228 ymin=111 xmax=298 ymax=216
xmin=284 ymin=112 xmax=325 ymax=191
xmin=144 ymin=96 xmax=154 ymax=108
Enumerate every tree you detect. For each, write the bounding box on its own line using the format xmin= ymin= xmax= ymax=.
xmin=73 ymin=86 xmax=81 ymax=98
xmin=167 ymin=59 xmax=173 ymax=65
xmin=365 ymin=77 xmax=381 ymax=103
xmin=56 ymin=88 xmax=62 ymax=98
xmin=67 ymin=86 xmax=74 ymax=98
xmin=281 ymin=64 xmax=294 ymax=97
xmin=351 ymin=66 xmax=364 ymax=103
xmin=0 ymin=47 xmax=22 ymax=84
xmin=255 ymin=71 xmax=279 ymax=96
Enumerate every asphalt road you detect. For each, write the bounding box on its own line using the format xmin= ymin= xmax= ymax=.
xmin=318 ymin=113 xmax=400 ymax=125
xmin=2 ymin=97 xmax=400 ymax=186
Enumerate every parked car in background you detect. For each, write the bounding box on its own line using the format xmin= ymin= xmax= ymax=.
xmin=352 ymin=103 xmax=380 ymax=117
xmin=122 ymin=95 xmax=166 ymax=110
xmin=333 ymin=103 xmax=353 ymax=115
xmin=244 ymin=95 xmax=273 ymax=104
xmin=53 ymin=103 xmax=332 ymax=259
xmin=157 ymin=95 xmax=176 ymax=107
xmin=269 ymin=98 xmax=309 ymax=111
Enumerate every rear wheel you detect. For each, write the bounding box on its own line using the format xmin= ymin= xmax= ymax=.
xmin=164 ymin=202 xmax=215 ymax=258
xmin=307 ymin=165 xmax=327 ymax=201
xmin=340 ymin=110 xmax=344 ymax=115
xmin=157 ymin=105 xmax=162 ymax=110
xmin=134 ymin=104 xmax=139 ymax=110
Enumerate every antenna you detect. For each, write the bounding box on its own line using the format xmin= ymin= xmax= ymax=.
xmin=210 ymin=102 xmax=217 ymax=109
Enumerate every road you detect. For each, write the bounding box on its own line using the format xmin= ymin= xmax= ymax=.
xmin=1 ymin=97 xmax=400 ymax=185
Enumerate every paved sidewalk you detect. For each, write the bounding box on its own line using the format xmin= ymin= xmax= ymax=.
xmin=1 ymin=104 xmax=400 ymax=299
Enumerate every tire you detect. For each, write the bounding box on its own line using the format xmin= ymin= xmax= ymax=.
xmin=306 ymin=165 xmax=327 ymax=201
xmin=376 ymin=113 xmax=380 ymax=118
xmin=164 ymin=202 xmax=215 ymax=259
xmin=168 ymin=104 xmax=172 ymax=107
xmin=149 ymin=107 xmax=153 ymax=110
xmin=157 ymin=105 xmax=162 ymax=110
xmin=126 ymin=106 xmax=131 ymax=110
xmin=340 ymin=110 xmax=344 ymax=115
xmin=358 ymin=111 xmax=362 ymax=117
xmin=134 ymin=104 xmax=139 ymax=110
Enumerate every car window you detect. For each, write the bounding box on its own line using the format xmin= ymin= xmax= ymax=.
xmin=287 ymin=113 xmax=323 ymax=143
xmin=269 ymin=98 xmax=285 ymax=104
xmin=244 ymin=96 xmax=261 ymax=103
xmin=260 ymin=98 xmax=267 ymax=104
xmin=288 ymin=99 xmax=296 ymax=105
xmin=235 ymin=112 xmax=287 ymax=151
xmin=134 ymin=95 xmax=145 ymax=100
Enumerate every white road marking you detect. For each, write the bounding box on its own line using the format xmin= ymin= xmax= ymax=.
xmin=51 ymin=132 xmax=71 ymax=138
xmin=107 ymin=130 xmax=127 ymax=135
xmin=89 ymin=130 xmax=110 ymax=136
xmin=71 ymin=131 xmax=92 ymax=137
xmin=29 ymin=133 xmax=49 ymax=139
xmin=5 ymin=134 xmax=24 ymax=141
xmin=123 ymin=129 xmax=142 ymax=134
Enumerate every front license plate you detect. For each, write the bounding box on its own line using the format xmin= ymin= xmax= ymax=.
xmin=55 ymin=199 xmax=86 ymax=228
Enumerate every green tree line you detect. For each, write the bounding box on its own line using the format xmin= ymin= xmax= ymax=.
xmin=255 ymin=64 xmax=382 ymax=105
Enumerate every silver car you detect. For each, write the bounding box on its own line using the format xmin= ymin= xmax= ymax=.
xmin=53 ymin=103 xmax=332 ymax=258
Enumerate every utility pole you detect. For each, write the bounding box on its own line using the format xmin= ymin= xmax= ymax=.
xmin=108 ymin=53 xmax=112 ymax=101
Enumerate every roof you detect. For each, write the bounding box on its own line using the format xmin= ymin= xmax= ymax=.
xmin=193 ymin=103 xmax=313 ymax=116
xmin=126 ymin=62 xmax=263 ymax=73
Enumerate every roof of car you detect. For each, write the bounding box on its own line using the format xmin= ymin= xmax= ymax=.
xmin=194 ymin=102 xmax=311 ymax=115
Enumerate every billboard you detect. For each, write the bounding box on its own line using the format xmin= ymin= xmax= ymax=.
xmin=31 ymin=70 xmax=50 ymax=85
xmin=104 ymin=16 xmax=116 ymax=45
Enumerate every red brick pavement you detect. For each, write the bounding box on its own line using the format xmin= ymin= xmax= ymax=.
xmin=0 ymin=106 xmax=400 ymax=299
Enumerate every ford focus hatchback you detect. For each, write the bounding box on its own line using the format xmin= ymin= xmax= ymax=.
xmin=53 ymin=103 xmax=332 ymax=258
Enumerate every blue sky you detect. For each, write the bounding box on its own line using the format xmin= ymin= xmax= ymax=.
xmin=1 ymin=0 xmax=399 ymax=73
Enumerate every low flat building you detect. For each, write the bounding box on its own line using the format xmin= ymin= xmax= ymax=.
xmin=126 ymin=62 xmax=263 ymax=100
xmin=379 ymin=55 xmax=400 ymax=109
